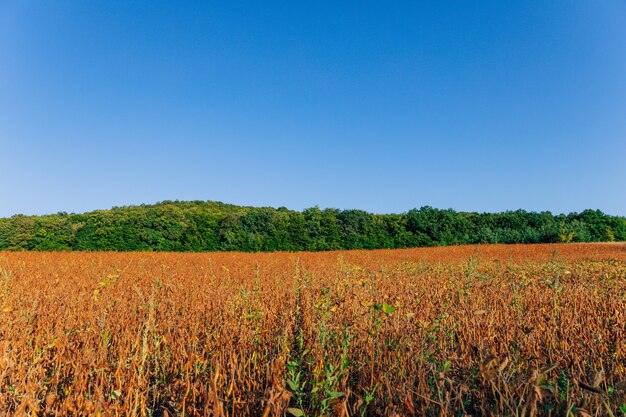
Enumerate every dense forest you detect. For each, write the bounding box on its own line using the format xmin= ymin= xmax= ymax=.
xmin=0 ymin=201 xmax=624 ymax=251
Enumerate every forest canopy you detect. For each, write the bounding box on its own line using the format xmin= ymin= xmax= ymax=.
xmin=0 ymin=201 xmax=623 ymax=251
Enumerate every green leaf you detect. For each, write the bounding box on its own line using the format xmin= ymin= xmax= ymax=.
xmin=326 ymin=391 xmax=345 ymax=399
xmin=382 ymin=302 xmax=396 ymax=315
xmin=287 ymin=407 xmax=305 ymax=417
xmin=286 ymin=379 xmax=300 ymax=391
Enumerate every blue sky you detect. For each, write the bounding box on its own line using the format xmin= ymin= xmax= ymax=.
xmin=1 ymin=1 xmax=625 ymax=216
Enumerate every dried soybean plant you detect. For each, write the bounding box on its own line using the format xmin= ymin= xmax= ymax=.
xmin=0 ymin=243 xmax=624 ymax=416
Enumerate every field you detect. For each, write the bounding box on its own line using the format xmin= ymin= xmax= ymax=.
xmin=0 ymin=244 xmax=625 ymax=417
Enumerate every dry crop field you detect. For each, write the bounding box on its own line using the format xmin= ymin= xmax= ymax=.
xmin=0 ymin=244 xmax=625 ymax=417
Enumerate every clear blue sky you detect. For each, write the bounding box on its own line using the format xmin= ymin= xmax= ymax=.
xmin=1 ymin=1 xmax=625 ymax=217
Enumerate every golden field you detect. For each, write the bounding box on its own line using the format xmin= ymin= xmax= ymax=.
xmin=0 ymin=243 xmax=625 ymax=416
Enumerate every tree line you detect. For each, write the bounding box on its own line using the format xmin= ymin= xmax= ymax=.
xmin=0 ymin=201 xmax=624 ymax=251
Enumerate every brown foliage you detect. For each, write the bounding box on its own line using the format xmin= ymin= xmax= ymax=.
xmin=0 ymin=243 xmax=625 ymax=416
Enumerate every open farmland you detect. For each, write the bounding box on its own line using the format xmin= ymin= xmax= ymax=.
xmin=0 ymin=244 xmax=625 ymax=416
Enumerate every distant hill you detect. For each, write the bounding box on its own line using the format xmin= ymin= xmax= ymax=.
xmin=0 ymin=201 xmax=624 ymax=251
